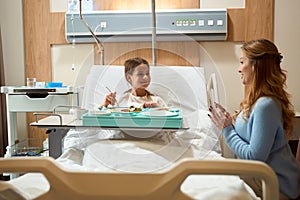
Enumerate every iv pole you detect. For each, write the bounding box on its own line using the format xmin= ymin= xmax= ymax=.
xmin=78 ymin=0 xmax=156 ymax=66
xmin=79 ymin=0 xmax=104 ymax=65
xmin=151 ymin=0 xmax=157 ymax=66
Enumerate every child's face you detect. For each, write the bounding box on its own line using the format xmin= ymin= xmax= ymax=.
xmin=127 ymin=64 xmax=151 ymax=90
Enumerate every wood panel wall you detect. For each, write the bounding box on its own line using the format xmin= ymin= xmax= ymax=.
xmin=23 ymin=0 xmax=274 ymax=144
xmin=93 ymin=0 xmax=199 ymax=10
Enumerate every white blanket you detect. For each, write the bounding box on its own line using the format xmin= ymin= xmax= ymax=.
xmin=43 ymin=110 xmax=259 ymax=200
xmin=4 ymin=132 xmax=259 ymax=200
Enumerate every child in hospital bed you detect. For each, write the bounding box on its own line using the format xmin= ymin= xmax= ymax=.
xmin=58 ymin=58 xmax=223 ymax=176
xmin=99 ymin=57 xmax=174 ymax=141
xmin=62 ymin=57 xmax=169 ymax=151
xmin=101 ymin=57 xmax=167 ymax=109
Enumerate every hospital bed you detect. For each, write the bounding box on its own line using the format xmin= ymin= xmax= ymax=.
xmin=0 ymin=65 xmax=279 ymax=200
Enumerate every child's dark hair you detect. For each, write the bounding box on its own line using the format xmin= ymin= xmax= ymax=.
xmin=124 ymin=57 xmax=149 ymax=75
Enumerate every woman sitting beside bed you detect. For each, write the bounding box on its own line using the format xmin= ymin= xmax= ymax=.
xmin=101 ymin=57 xmax=167 ymax=109
xmin=209 ymin=39 xmax=300 ymax=199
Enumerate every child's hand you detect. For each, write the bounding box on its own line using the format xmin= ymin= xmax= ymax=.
xmin=101 ymin=92 xmax=116 ymax=107
xmin=142 ymin=102 xmax=158 ymax=108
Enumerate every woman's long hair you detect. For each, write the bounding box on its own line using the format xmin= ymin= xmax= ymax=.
xmin=233 ymin=39 xmax=295 ymax=137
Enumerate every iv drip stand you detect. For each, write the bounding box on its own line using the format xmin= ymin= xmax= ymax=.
xmin=151 ymin=0 xmax=157 ymax=66
xmin=79 ymin=0 xmax=104 ymax=65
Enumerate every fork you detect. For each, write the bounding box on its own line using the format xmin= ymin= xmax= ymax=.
xmin=105 ymin=86 xmax=120 ymax=107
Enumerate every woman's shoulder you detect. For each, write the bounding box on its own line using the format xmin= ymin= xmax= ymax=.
xmin=254 ymin=97 xmax=281 ymax=113
xmin=256 ymin=96 xmax=277 ymax=105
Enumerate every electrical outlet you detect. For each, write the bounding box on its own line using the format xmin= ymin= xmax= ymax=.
xmin=100 ymin=22 xmax=107 ymax=28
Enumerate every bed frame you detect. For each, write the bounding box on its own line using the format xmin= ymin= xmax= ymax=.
xmin=0 ymin=157 xmax=278 ymax=200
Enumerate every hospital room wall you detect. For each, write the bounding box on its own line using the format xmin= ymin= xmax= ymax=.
xmin=201 ymin=0 xmax=300 ymax=113
xmin=0 ymin=0 xmax=300 ymax=140
xmin=0 ymin=0 xmax=27 ymax=141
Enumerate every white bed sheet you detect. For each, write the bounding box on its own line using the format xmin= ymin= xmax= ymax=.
xmin=51 ymin=110 xmax=259 ymax=200
xmin=2 ymin=130 xmax=258 ymax=200
xmin=4 ymin=131 xmax=259 ymax=200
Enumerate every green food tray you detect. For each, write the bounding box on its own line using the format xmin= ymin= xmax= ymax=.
xmin=82 ymin=111 xmax=182 ymax=128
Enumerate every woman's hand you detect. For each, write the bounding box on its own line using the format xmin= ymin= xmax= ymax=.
xmin=142 ymin=102 xmax=158 ymax=108
xmin=101 ymin=92 xmax=117 ymax=107
xmin=209 ymin=103 xmax=232 ymax=131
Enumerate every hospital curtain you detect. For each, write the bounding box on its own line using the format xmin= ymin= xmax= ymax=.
xmin=0 ymin=26 xmax=8 ymax=158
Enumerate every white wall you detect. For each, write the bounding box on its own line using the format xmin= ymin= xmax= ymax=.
xmin=274 ymin=0 xmax=300 ymax=114
xmin=198 ymin=0 xmax=300 ymax=114
xmin=201 ymin=0 xmax=300 ymax=113
xmin=51 ymin=44 xmax=94 ymax=86
xmin=0 ymin=0 xmax=25 ymax=86
xmin=201 ymin=0 xmax=244 ymax=8
xmin=0 ymin=0 xmax=27 ymax=141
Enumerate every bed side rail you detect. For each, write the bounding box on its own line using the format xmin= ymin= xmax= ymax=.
xmin=0 ymin=157 xmax=278 ymax=200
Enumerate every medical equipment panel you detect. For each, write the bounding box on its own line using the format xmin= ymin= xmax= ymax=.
xmin=65 ymin=9 xmax=227 ymax=42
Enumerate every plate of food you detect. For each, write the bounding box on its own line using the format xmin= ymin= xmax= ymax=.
xmin=139 ymin=110 xmax=179 ymax=117
xmin=108 ymin=106 xmax=142 ymax=115
xmin=88 ymin=110 xmax=111 ymax=116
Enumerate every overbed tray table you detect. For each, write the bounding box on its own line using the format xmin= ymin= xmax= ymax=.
xmin=30 ymin=111 xmax=188 ymax=158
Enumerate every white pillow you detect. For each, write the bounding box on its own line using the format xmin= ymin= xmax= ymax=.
xmin=81 ymin=65 xmax=208 ymax=117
